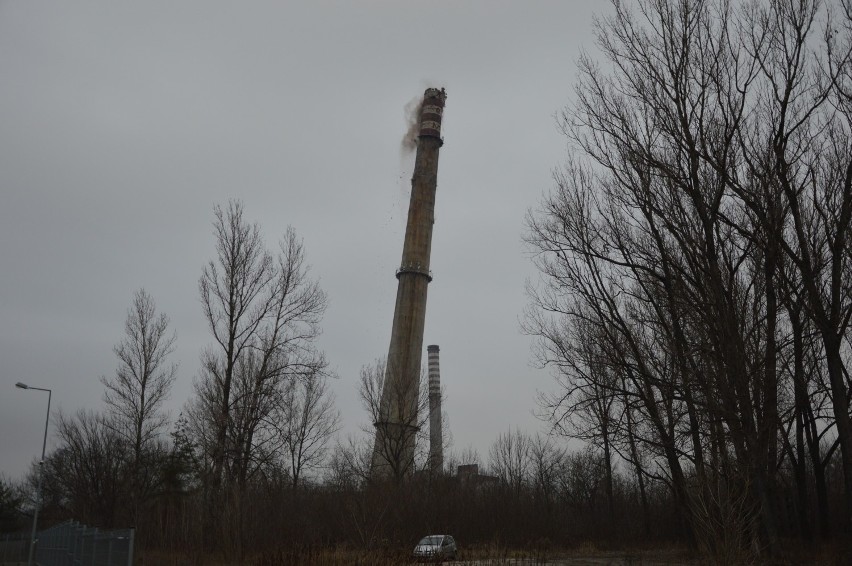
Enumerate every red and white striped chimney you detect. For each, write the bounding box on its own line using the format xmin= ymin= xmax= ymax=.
xmin=427 ymin=344 xmax=443 ymax=474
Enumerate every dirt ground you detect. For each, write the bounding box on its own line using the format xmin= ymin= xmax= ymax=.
xmin=439 ymin=550 xmax=700 ymax=566
xmin=440 ymin=546 xmax=850 ymax=566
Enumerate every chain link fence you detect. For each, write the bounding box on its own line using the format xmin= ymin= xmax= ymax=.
xmin=1 ymin=520 xmax=134 ymax=566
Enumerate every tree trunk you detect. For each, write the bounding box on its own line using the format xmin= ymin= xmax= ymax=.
xmin=822 ymin=333 xmax=852 ymax=528
xmin=790 ymin=307 xmax=812 ymax=542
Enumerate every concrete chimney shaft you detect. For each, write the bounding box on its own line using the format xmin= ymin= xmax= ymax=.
xmin=371 ymin=88 xmax=447 ymax=478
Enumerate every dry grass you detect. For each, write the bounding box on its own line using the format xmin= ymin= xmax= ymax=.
xmin=135 ymin=539 xmax=852 ymax=566
xmin=136 ymin=544 xmax=677 ymax=566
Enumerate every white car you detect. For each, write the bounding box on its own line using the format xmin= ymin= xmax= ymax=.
xmin=413 ymin=534 xmax=457 ymax=562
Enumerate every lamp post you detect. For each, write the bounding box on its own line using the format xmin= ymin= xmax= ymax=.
xmin=15 ymin=382 xmax=51 ymax=566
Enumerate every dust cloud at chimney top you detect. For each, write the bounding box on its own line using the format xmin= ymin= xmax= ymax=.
xmin=371 ymin=88 xmax=447 ymax=479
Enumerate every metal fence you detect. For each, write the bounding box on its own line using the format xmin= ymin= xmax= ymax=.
xmin=1 ymin=521 xmax=134 ymax=566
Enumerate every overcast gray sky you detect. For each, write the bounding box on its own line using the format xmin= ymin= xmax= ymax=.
xmin=0 ymin=1 xmax=605 ymax=480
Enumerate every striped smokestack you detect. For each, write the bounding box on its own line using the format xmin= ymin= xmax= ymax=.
xmin=371 ymin=88 xmax=447 ymax=479
xmin=427 ymin=344 xmax=443 ymax=474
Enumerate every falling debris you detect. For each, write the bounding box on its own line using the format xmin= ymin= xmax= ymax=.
xmin=401 ymin=95 xmax=424 ymax=153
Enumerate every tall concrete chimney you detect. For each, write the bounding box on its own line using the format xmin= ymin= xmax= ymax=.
xmin=371 ymin=88 xmax=447 ymax=479
xmin=427 ymin=344 xmax=443 ymax=474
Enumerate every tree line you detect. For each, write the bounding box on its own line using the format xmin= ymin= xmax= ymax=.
xmin=524 ymin=0 xmax=852 ymax=561
xmin=0 ymin=199 xmax=698 ymax=563
xmin=1 ymin=201 xmax=338 ymax=555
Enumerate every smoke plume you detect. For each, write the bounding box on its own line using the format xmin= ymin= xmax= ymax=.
xmin=401 ymin=95 xmax=423 ymax=153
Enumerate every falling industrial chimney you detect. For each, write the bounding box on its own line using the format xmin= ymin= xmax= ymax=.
xmin=371 ymin=88 xmax=447 ymax=479
xmin=427 ymin=344 xmax=443 ymax=475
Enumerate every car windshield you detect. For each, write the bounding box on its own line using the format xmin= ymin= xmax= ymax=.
xmin=418 ymin=536 xmax=443 ymax=545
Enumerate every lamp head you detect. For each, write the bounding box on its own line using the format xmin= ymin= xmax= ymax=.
xmin=15 ymin=382 xmax=28 ymax=389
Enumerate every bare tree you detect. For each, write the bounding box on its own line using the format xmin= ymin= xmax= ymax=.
xmin=101 ymin=289 xmax=176 ymax=461
xmin=536 ymin=317 xmax=620 ymax=521
xmin=360 ymin=358 xmax=429 ymax=482
xmin=198 ymin=200 xmax=274 ymax=491
xmin=47 ymin=410 xmax=129 ymax=528
xmin=327 ymin=435 xmax=373 ymax=489
xmin=0 ymin=475 xmax=24 ymax=532
xmin=768 ymin=25 xmax=852 ymax=527
xmin=558 ymin=446 xmax=606 ymax=514
xmin=274 ymin=369 xmax=340 ymax=489
xmin=230 ymin=227 xmax=330 ymax=488
xmin=523 ymin=0 xmax=852 ymax=553
xmin=529 ymin=433 xmax=565 ymax=508
xmin=191 ymin=200 xmax=329 ymax=557
xmin=100 ymin=289 xmax=176 ymax=516
xmin=525 ymin=158 xmax=700 ymax=543
xmin=194 ymin=200 xmax=328 ymax=492
xmin=488 ymin=429 xmax=531 ymax=496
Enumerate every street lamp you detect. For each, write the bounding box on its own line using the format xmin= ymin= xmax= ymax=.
xmin=15 ymin=382 xmax=52 ymax=566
